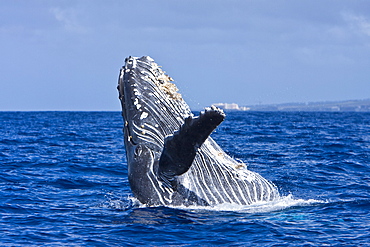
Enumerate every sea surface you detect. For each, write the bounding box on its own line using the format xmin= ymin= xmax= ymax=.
xmin=1 ymin=111 xmax=369 ymax=246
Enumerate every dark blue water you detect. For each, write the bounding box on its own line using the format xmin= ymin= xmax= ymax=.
xmin=1 ymin=111 xmax=369 ymax=246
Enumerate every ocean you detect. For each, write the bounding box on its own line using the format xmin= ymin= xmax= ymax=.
xmin=1 ymin=111 xmax=369 ymax=246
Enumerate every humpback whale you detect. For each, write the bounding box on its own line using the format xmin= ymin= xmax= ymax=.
xmin=117 ymin=56 xmax=279 ymax=206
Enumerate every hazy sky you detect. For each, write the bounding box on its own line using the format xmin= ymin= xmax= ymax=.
xmin=1 ymin=0 xmax=370 ymax=111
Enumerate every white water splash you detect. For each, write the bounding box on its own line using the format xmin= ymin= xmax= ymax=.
xmin=105 ymin=193 xmax=326 ymax=214
xmin=171 ymin=194 xmax=326 ymax=214
xmin=102 ymin=194 xmax=143 ymax=211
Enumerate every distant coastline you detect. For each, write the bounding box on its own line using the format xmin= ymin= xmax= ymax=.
xmin=213 ymin=99 xmax=370 ymax=112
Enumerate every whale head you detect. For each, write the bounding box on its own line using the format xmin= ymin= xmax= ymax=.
xmin=118 ymin=55 xmax=193 ymax=148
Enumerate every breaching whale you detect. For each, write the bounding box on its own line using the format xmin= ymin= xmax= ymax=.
xmin=117 ymin=56 xmax=279 ymax=206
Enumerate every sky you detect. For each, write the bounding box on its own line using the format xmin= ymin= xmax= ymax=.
xmin=1 ymin=0 xmax=370 ymax=111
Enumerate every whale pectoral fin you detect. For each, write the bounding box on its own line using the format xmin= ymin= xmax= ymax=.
xmin=158 ymin=106 xmax=225 ymax=183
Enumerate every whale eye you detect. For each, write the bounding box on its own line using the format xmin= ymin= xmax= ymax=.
xmin=134 ymin=145 xmax=143 ymax=157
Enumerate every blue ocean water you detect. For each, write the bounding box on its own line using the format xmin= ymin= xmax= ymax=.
xmin=0 ymin=111 xmax=369 ymax=246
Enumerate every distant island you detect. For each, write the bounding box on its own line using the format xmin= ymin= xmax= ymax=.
xmin=213 ymin=99 xmax=370 ymax=112
xmin=213 ymin=103 xmax=251 ymax=111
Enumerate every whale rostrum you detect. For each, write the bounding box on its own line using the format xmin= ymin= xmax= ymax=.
xmin=118 ymin=56 xmax=280 ymax=206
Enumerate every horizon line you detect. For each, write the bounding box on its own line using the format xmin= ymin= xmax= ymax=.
xmin=1 ymin=98 xmax=369 ymax=112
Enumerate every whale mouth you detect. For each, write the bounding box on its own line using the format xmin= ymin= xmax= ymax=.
xmin=118 ymin=57 xmax=148 ymax=146
xmin=118 ymin=56 xmax=193 ymax=147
